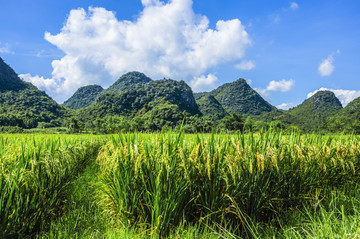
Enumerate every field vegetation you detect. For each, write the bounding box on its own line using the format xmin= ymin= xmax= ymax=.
xmin=1 ymin=131 xmax=360 ymax=238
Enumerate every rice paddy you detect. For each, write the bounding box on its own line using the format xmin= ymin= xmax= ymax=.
xmin=1 ymin=131 xmax=360 ymax=238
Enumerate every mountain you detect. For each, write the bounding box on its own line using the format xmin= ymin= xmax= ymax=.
xmin=196 ymin=78 xmax=275 ymax=116
xmin=339 ymin=96 xmax=360 ymax=116
xmin=63 ymin=72 xmax=152 ymax=110
xmin=106 ymin=71 xmax=152 ymax=93
xmin=63 ymin=85 xmax=104 ymax=110
xmin=0 ymin=57 xmax=68 ymax=129
xmin=287 ymin=90 xmax=343 ymax=132
xmin=77 ymin=78 xmax=200 ymax=120
xmin=196 ymin=95 xmax=228 ymax=120
xmin=326 ymin=96 xmax=360 ymax=133
xmin=0 ymin=57 xmax=35 ymax=92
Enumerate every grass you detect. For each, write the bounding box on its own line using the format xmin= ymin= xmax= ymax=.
xmin=96 ymin=131 xmax=360 ymax=238
xmin=1 ymin=131 xmax=360 ymax=238
xmin=0 ymin=134 xmax=106 ymax=238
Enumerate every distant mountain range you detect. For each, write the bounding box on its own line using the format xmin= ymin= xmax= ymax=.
xmin=0 ymin=57 xmax=69 ymax=129
xmin=0 ymin=56 xmax=359 ymax=133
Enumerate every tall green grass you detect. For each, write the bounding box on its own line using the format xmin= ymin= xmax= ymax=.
xmin=96 ymin=131 xmax=360 ymax=237
xmin=0 ymin=134 xmax=105 ymax=238
xmin=1 ymin=132 xmax=360 ymax=238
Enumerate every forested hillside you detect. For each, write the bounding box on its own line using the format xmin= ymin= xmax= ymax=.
xmin=63 ymin=85 xmax=104 ymax=110
xmin=0 ymin=57 xmax=35 ymax=92
xmin=0 ymin=56 xmax=359 ymax=134
xmin=286 ymin=90 xmax=343 ymax=132
xmin=196 ymin=78 xmax=275 ymax=116
xmin=0 ymin=57 xmax=69 ymax=131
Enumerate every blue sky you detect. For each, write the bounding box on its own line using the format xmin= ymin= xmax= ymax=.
xmin=1 ymin=0 xmax=359 ymax=108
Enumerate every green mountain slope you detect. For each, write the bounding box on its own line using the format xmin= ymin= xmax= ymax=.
xmin=339 ymin=96 xmax=360 ymax=116
xmin=0 ymin=89 xmax=69 ymax=128
xmin=0 ymin=57 xmax=69 ymax=129
xmin=326 ymin=96 xmax=360 ymax=133
xmin=197 ymin=78 xmax=275 ymax=116
xmin=0 ymin=57 xmax=35 ymax=92
xmin=287 ymin=90 xmax=343 ymax=132
xmin=77 ymin=78 xmax=200 ymax=120
xmin=63 ymin=85 xmax=104 ymax=110
xmin=106 ymin=71 xmax=152 ymax=93
xmin=196 ymin=95 xmax=228 ymax=120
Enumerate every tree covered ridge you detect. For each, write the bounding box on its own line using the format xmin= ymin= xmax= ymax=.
xmin=196 ymin=78 xmax=275 ymax=116
xmin=0 ymin=57 xmax=36 ymax=92
xmin=0 ymin=56 xmax=359 ymax=134
xmin=63 ymin=85 xmax=104 ymax=110
xmin=0 ymin=89 xmax=69 ymax=130
xmin=105 ymin=71 xmax=152 ymax=93
xmin=283 ymin=91 xmax=344 ymax=132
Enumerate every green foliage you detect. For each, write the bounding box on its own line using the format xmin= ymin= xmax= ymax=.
xmin=326 ymin=96 xmax=360 ymax=134
xmin=77 ymin=78 xmax=200 ymax=122
xmin=62 ymin=84 xmax=104 ymax=110
xmin=105 ymin=71 xmax=152 ymax=93
xmin=0 ymin=57 xmax=36 ymax=92
xmin=0 ymin=134 xmax=105 ymax=238
xmin=196 ymin=94 xmax=228 ymax=120
xmin=203 ymin=78 xmax=275 ymax=116
xmin=223 ymin=113 xmax=245 ymax=131
xmin=0 ymin=89 xmax=69 ymax=129
xmin=286 ymin=91 xmax=343 ymax=132
xmin=64 ymin=117 xmax=84 ymax=133
xmin=2 ymin=133 xmax=360 ymax=238
xmin=0 ymin=125 xmax=24 ymax=133
xmin=138 ymin=99 xmax=186 ymax=131
xmin=182 ymin=115 xmax=214 ymax=133
xmin=96 ymin=132 xmax=360 ymax=238
xmin=1 ymin=56 xmax=360 ymax=134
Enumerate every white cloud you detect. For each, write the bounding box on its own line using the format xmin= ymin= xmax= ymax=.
xmin=235 ymin=60 xmax=255 ymax=70
xmin=0 ymin=42 xmax=14 ymax=54
xmin=318 ymin=56 xmax=334 ymax=76
xmin=19 ymin=74 xmax=59 ymax=92
xmin=190 ymin=74 xmax=218 ymax=92
xmin=29 ymin=1 xmax=251 ymax=102
xmin=277 ymin=102 xmax=297 ymax=110
xmin=266 ymin=79 xmax=295 ymax=92
xmin=318 ymin=50 xmax=340 ymax=77
xmin=307 ymin=88 xmax=360 ymax=107
xmin=255 ymin=79 xmax=295 ymax=98
xmin=290 ymin=2 xmax=299 ymax=10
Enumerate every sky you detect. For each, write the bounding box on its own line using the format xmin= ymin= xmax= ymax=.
xmin=1 ymin=0 xmax=360 ymax=109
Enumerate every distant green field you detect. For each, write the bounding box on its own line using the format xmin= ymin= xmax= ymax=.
xmin=1 ymin=132 xmax=360 ymax=238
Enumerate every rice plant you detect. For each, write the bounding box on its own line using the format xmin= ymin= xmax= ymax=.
xmin=96 ymin=131 xmax=360 ymax=237
xmin=0 ymin=134 xmax=106 ymax=238
xmin=1 ymin=131 xmax=360 ymax=238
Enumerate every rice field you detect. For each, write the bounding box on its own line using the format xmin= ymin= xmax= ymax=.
xmin=1 ymin=131 xmax=360 ymax=238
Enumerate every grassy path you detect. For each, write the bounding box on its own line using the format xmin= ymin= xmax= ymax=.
xmin=39 ymin=161 xmax=108 ymax=238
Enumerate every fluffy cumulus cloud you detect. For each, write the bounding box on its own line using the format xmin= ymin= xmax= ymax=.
xmin=190 ymin=74 xmax=218 ymax=92
xmin=307 ymin=88 xmax=360 ymax=107
xmin=235 ymin=60 xmax=255 ymax=70
xmin=318 ymin=51 xmax=340 ymax=77
xmin=256 ymin=79 xmax=295 ymax=98
xmin=19 ymin=74 xmax=59 ymax=92
xmin=266 ymin=79 xmax=295 ymax=92
xmin=24 ymin=0 xmax=251 ymax=102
